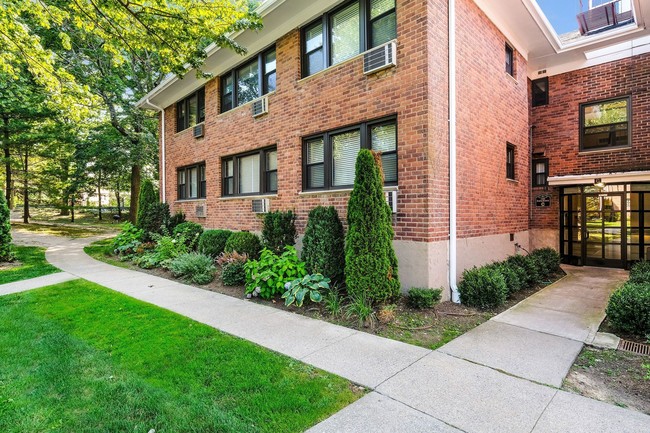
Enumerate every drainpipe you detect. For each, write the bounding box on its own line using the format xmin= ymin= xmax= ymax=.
xmin=147 ymin=99 xmax=166 ymax=204
xmin=449 ymin=0 xmax=460 ymax=303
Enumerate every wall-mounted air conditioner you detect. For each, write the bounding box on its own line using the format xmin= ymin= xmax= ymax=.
xmin=252 ymin=198 xmax=270 ymax=214
xmin=364 ymin=41 xmax=397 ymax=75
xmin=385 ymin=190 xmax=398 ymax=214
xmin=252 ymin=96 xmax=269 ymax=118
xmin=193 ymin=123 xmax=204 ymax=138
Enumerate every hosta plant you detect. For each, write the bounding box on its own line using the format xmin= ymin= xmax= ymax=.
xmin=282 ymin=274 xmax=330 ymax=307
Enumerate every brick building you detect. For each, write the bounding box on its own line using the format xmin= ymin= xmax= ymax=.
xmin=138 ymin=0 xmax=650 ymax=300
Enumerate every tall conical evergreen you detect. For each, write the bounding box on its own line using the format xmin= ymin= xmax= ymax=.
xmin=345 ymin=149 xmax=400 ymax=303
xmin=302 ymin=206 xmax=345 ymax=285
xmin=0 ymin=190 xmax=13 ymax=262
xmin=136 ymin=179 xmax=158 ymax=227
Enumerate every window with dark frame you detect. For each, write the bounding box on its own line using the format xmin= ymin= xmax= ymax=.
xmin=580 ymin=96 xmax=631 ymax=151
xmin=532 ymin=77 xmax=549 ymax=107
xmin=220 ymin=46 xmax=276 ymax=113
xmin=506 ymin=144 xmax=515 ymax=180
xmin=505 ymin=44 xmax=514 ymax=76
xmin=301 ymin=0 xmax=397 ymax=78
xmin=177 ymin=163 xmax=206 ymax=200
xmin=303 ymin=118 xmax=398 ymax=190
xmin=222 ymin=147 xmax=277 ymax=196
xmin=532 ymin=158 xmax=549 ymax=187
xmin=176 ymin=88 xmax=205 ymax=132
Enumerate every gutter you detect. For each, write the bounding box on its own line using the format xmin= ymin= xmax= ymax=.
xmin=449 ymin=0 xmax=460 ymax=303
xmin=146 ymin=99 xmax=166 ymax=203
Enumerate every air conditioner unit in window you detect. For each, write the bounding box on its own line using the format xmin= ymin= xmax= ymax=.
xmin=193 ymin=123 xmax=204 ymax=138
xmin=251 ymin=198 xmax=270 ymax=214
xmin=385 ymin=190 xmax=398 ymax=214
xmin=252 ymin=96 xmax=269 ymax=118
xmin=364 ymin=41 xmax=397 ymax=75
xmin=195 ymin=203 xmax=206 ymax=218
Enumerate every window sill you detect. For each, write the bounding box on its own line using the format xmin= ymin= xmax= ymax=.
xmin=218 ymin=91 xmax=276 ymax=118
xmin=174 ymin=198 xmax=206 ymax=204
xmin=505 ymin=73 xmax=518 ymax=85
xmin=578 ymin=146 xmax=631 ymax=155
xmin=219 ymin=194 xmax=277 ymax=201
xmin=299 ymin=185 xmax=398 ymax=196
xmin=506 ymin=178 xmax=519 ymax=184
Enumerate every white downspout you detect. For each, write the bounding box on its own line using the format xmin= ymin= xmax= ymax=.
xmin=449 ymin=0 xmax=460 ymax=303
xmin=147 ymin=99 xmax=166 ymax=204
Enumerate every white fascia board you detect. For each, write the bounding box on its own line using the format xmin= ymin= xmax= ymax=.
xmin=548 ymin=170 xmax=650 ymax=186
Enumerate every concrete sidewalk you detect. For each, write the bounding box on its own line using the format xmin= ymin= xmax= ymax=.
xmin=7 ymin=231 xmax=650 ymax=433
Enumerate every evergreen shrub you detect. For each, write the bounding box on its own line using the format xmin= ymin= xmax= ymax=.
xmin=301 ymin=206 xmax=345 ymax=285
xmin=262 ymin=210 xmax=297 ymax=255
xmin=199 ymin=229 xmax=233 ymax=258
xmin=224 ymin=231 xmax=262 ymax=260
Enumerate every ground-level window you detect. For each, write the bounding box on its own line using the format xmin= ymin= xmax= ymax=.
xmin=580 ymin=96 xmax=631 ymax=151
xmin=177 ymin=163 xmax=206 ymax=200
xmin=221 ymin=46 xmax=276 ymax=113
xmin=222 ymin=147 xmax=277 ymax=196
xmin=532 ymin=158 xmax=548 ymax=187
xmin=176 ymin=88 xmax=205 ymax=132
xmin=303 ymin=117 xmax=397 ymax=190
xmin=506 ymin=143 xmax=515 ymax=180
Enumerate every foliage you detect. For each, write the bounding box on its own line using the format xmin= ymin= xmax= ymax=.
xmin=134 ymin=234 xmax=188 ymax=269
xmin=168 ymin=253 xmax=216 ymax=285
xmin=606 ymin=282 xmax=650 ymax=336
xmin=0 ymin=190 xmax=14 ymax=261
xmin=218 ymin=251 xmax=249 ymax=287
xmin=507 ymin=254 xmax=542 ymax=287
xmin=323 ymin=288 xmax=345 ymax=317
xmin=112 ymin=222 xmax=144 ymax=256
xmin=244 ymin=247 xmax=307 ymax=299
xmin=138 ymin=203 xmax=171 ymax=241
xmin=629 ymin=260 xmax=650 ymax=284
xmin=301 ymin=206 xmax=345 ymax=285
xmin=168 ymin=211 xmax=186 ymax=233
xmin=529 ymin=248 xmax=561 ymax=279
xmin=488 ymin=262 xmax=523 ymax=294
xmin=173 ymin=221 xmax=204 ymax=249
xmin=199 ymin=229 xmax=233 ymax=258
xmin=224 ymin=231 xmax=262 ymax=260
xmin=282 ymin=274 xmax=329 ymax=308
xmin=458 ymin=266 xmax=508 ymax=309
xmin=377 ymin=304 xmax=397 ymax=324
xmin=407 ymin=288 xmax=442 ymax=309
xmin=345 ymin=292 xmax=377 ymax=329
xmin=0 ymin=246 xmax=59 ymax=285
xmin=345 ymin=150 xmax=400 ymax=304
xmin=262 ymin=210 xmax=297 ymax=255
xmin=136 ymin=179 xmax=158 ymax=227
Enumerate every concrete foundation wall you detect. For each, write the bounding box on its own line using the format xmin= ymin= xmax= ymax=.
xmin=456 ymin=231 xmax=530 ymax=278
xmin=529 ymin=228 xmax=559 ymax=251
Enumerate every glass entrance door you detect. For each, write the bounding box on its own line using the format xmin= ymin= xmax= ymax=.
xmin=583 ymin=194 xmax=624 ymax=267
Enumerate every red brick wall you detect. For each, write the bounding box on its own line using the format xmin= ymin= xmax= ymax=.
xmin=530 ymin=53 xmax=650 ymax=230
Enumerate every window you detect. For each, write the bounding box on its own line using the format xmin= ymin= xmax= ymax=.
xmin=301 ymin=0 xmax=397 ymax=77
xmin=221 ymin=46 xmax=276 ymax=113
xmin=505 ymin=44 xmax=514 ymax=76
xmin=303 ymin=118 xmax=397 ymax=190
xmin=532 ymin=158 xmax=548 ymax=187
xmin=506 ymin=144 xmax=515 ymax=180
xmin=177 ymin=163 xmax=206 ymax=200
xmin=176 ymin=88 xmax=205 ymax=132
xmin=532 ymin=77 xmax=549 ymax=107
xmin=222 ymin=147 xmax=277 ymax=196
xmin=580 ymin=96 xmax=631 ymax=151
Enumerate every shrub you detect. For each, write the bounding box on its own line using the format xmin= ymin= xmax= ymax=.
xmin=168 ymin=211 xmax=186 ymax=232
xmin=407 ymin=288 xmax=442 ymax=309
xmin=507 ymin=254 xmax=541 ymax=288
xmin=489 ymin=262 xmax=523 ymax=294
xmin=282 ymin=274 xmax=329 ymax=307
xmin=173 ymin=221 xmax=204 ymax=249
xmin=134 ymin=234 xmax=188 ymax=269
xmin=458 ymin=266 xmax=508 ymax=309
xmin=629 ymin=260 xmax=650 ymax=284
xmin=199 ymin=229 xmax=233 ymax=258
xmin=345 ymin=292 xmax=377 ymax=329
xmin=138 ymin=202 xmax=171 ymax=241
xmin=136 ymin=179 xmax=158 ymax=227
xmin=606 ymin=282 xmax=650 ymax=336
xmin=244 ymin=246 xmax=307 ymax=299
xmin=217 ymin=251 xmax=249 ymax=286
xmin=345 ymin=150 xmax=400 ymax=304
xmin=224 ymin=231 xmax=262 ymax=260
xmin=302 ymin=206 xmax=345 ymax=285
xmin=530 ymin=247 xmax=561 ymax=279
xmin=262 ymin=210 xmax=297 ymax=255
xmin=323 ymin=287 xmax=344 ymax=317
xmin=169 ymin=252 xmax=216 ymax=285
xmin=112 ymin=222 xmax=144 ymax=256
xmin=0 ymin=190 xmax=14 ymax=262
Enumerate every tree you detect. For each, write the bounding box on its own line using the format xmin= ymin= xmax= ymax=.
xmin=136 ymin=179 xmax=157 ymax=227
xmin=302 ymin=206 xmax=345 ymax=285
xmin=0 ymin=190 xmax=13 ymax=262
xmin=345 ymin=150 xmax=400 ymax=304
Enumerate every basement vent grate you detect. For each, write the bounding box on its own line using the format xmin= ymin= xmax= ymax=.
xmin=617 ymin=339 xmax=650 ymax=356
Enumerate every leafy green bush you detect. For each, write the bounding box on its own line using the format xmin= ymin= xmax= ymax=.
xmin=530 ymin=248 xmax=561 ymax=279
xmin=407 ymin=288 xmax=442 ymax=309
xmin=345 ymin=149 xmax=400 ymax=304
xmin=282 ymin=274 xmax=329 ymax=307
xmin=134 ymin=234 xmax=188 ymax=269
xmin=606 ymin=282 xmax=650 ymax=336
xmin=629 ymin=260 xmax=650 ymax=284
xmin=0 ymin=190 xmax=13 ymax=262
xmin=262 ymin=210 xmax=297 ymax=255
xmin=199 ymin=229 xmax=233 ymax=258
xmin=507 ymin=254 xmax=541 ymax=288
xmin=302 ymin=206 xmax=345 ymax=285
xmin=323 ymin=288 xmax=344 ymax=317
xmin=112 ymin=222 xmax=144 ymax=256
xmin=168 ymin=211 xmax=186 ymax=233
xmin=138 ymin=202 xmax=171 ymax=241
xmin=225 ymin=231 xmax=262 ymax=260
xmin=136 ymin=179 xmax=158 ymax=227
xmin=244 ymin=246 xmax=306 ymax=299
xmin=345 ymin=292 xmax=376 ymax=329
xmin=459 ymin=266 xmax=508 ymax=309
xmin=169 ymin=252 xmax=216 ymax=285
xmin=217 ymin=251 xmax=249 ymax=287
xmin=489 ymin=261 xmax=523 ymax=294
xmin=173 ymin=221 xmax=204 ymax=249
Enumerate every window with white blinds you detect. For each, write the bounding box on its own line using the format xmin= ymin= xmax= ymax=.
xmin=177 ymin=163 xmax=206 ymax=200
xmin=331 ymin=2 xmax=360 ymax=65
xmin=239 ymin=154 xmax=260 ymax=194
xmin=303 ymin=117 xmax=398 ymax=190
xmin=222 ymin=147 xmax=277 ymax=196
xmin=532 ymin=158 xmax=548 ymax=187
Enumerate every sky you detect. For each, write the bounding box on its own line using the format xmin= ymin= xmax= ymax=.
xmin=536 ymin=0 xmax=582 ymax=35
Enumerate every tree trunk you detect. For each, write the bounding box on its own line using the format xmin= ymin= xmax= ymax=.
xmin=3 ymin=115 xmax=12 ymax=209
xmin=22 ymin=149 xmax=28 ymax=224
xmin=115 ymin=180 xmax=122 ymax=219
xmin=70 ymin=199 xmax=75 ymax=223
xmin=60 ymin=196 xmax=70 ymax=216
xmin=129 ymin=164 xmax=140 ymax=223
xmin=97 ymin=170 xmax=102 ymax=221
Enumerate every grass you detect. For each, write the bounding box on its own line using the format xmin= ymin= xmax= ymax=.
xmin=12 ymin=222 xmax=117 ymax=238
xmin=0 ymin=280 xmax=362 ymax=433
xmin=0 ymin=246 xmax=60 ymax=285
xmin=24 ymin=206 xmax=130 ymax=226
xmin=84 ymin=237 xmax=130 ymax=269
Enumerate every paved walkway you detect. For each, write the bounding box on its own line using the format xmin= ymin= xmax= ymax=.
xmin=6 ymin=231 xmax=650 ymax=433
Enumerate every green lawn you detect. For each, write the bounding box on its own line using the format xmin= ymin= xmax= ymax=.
xmin=0 ymin=280 xmax=361 ymax=433
xmin=0 ymin=246 xmax=60 ymax=285
xmin=84 ymin=237 xmax=130 ymax=269
xmin=12 ymin=222 xmax=117 ymax=238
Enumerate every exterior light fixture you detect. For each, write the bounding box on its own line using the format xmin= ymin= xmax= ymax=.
xmin=594 ymin=178 xmax=605 ymax=188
